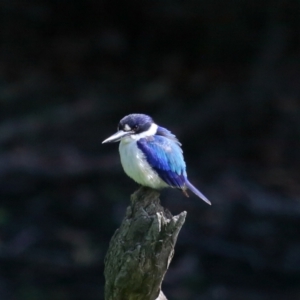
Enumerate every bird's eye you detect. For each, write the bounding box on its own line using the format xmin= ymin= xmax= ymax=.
xmin=133 ymin=125 xmax=139 ymax=131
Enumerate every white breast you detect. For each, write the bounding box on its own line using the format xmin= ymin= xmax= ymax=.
xmin=119 ymin=138 xmax=168 ymax=189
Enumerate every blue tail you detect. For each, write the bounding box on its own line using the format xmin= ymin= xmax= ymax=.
xmin=185 ymin=180 xmax=211 ymax=205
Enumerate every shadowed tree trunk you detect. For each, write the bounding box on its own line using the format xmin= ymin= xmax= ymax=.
xmin=104 ymin=187 xmax=187 ymax=300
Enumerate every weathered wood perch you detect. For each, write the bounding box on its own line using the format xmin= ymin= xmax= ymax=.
xmin=104 ymin=187 xmax=187 ymax=300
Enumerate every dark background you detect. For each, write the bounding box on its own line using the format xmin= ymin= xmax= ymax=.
xmin=1 ymin=0 xmax=300 ymax=299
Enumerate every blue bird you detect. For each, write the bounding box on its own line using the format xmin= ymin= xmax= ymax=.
xmin=102 ymin=114 xmax=211 ymax=205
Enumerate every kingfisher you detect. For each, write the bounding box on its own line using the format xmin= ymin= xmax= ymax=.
xmin=102 ymin=114 xmax=211 ymax=205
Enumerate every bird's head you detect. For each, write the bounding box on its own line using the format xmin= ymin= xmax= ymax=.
xmin=102 ymin=114 xmax=157 ymax=143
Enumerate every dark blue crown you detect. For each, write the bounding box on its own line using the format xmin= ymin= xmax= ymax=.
xmin=118 ymin=114 xmax=153 ymax=134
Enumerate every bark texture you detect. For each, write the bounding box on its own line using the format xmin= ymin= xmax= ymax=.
xmin=104 ymin=187 xmax=187 ymax=300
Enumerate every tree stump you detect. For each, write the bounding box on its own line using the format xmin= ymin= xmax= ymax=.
xmin=104 ymin=187 xmax=187 ymax=300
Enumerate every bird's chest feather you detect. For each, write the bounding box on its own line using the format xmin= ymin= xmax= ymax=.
xmin=119 ymin=139 xmax=167 ymax=189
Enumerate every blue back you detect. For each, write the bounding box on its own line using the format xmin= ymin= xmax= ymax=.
xmin=137 ymin=128 xmax=187 ymax=189
xmin=156 ymin=126 xmax=181 ymax=144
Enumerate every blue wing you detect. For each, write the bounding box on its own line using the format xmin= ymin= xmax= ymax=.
xmin=137 ymin=135 xmax=187 ymax=189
